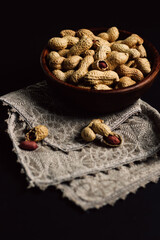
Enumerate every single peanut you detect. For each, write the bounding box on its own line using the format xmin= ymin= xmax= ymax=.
xmin=47 ymin=51 xmax=65 ymax=70
xmin=103 ymin=134 xmax=122 ymax=147
xmin=48 ymin=36 xmax=79 ymax=50
xmin=63 ymin=56 xmax=82 ymax=70
xmin=92 ymin=60 xmax=108 ymax=71
xmin=137 ymin=45 xmax=147 ymax=57
xmin=97 ymin=26 xmax=119 ymax=42
xmin=52 ymin=69 xmax=74 ymax=81
xmin=91 ymin=119 xmax=122 ymax=147
xmin=19 ymin=140 xmax=38 ymax=151
xmin=115 ymin=76 xmax=136 ymax=89
xmin=80 ymin=119 xmax=103 ymax=142
xmin=92 ymin=38 xmax=110 ymax=49
xmin=135 ymin=58 xmax=151 ymax=75
xmin=63 ymin=35 xmax=79 ymax=48
xmin=48 ymin=37 xmax=68 ymax=50
xmin=91 ymin=121 xmax=112 ymax=136
xmin=70 ymin=55 xmax=94 ymax=84
xmin=122 ymin=34 xmax=144 ymax=48
xmin=25 ymin=125 xmax=48 ymax=142
xmin=94 ymin=45 xmax=111 ymax=60
xmin=76 ymin=28 xmax=96 ymax=39
xmin=81 ymin=126 xmax=96 ymax=142
xmin=81 ymin=119 xmax=122 ymax=147
xmin=111 ymin=43 xmax=140 ymax=59
xmin=60 ymin=29 xmax=76 ymax=37
xmin=84 ymin=70 xmax=119 ymax=85
xmin=116 ymin=64 xmax=144 ymax=81
xmin=106 ymin=51 xmax=129 ymax=70
xmin=67 ymin=36 xmax=93 ymax=57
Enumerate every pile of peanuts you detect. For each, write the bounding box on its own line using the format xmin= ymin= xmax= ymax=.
xmin=47 ymin=27 xmax=151 ymax=90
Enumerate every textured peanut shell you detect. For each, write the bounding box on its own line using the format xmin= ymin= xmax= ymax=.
xmin=47 ymin=51 xmax=59 ymax=61
xmin=84 ymin=79 xmax=114 ymax=86
xmin=84 ymin=70 xmax=119 ymax=82
xmin=76 ymin=29 xmax=95 ymax=39
xmin=91 ymin=122 xmax=112 ymax=137
xmin=63 ymin=36 xmax=79 ymax=48
xmin=125 ymin=60 xmax=136 ymax=68
xmin=92 ymin=60 xmax=108 ymax=71
xmin=111 ymin=43 xmax=140 ymax=59
xmin=82 ymin=49 xmax=95 ymax=57
xmin=116 ymin=64 xmax=144 ymax=82
xmin=52 ymin=69 xmax=74 ymax=81
xmin=135 ymin=58 xmax=151 ymax=75
xmin=115 ymin=77 xmax=136 ymax=89
xmin=122 ymin=34 xmax=144 ymax=48
xmin=81 ymin=127 xmax=96 ymax=142
xmin=128 ymin=48 xmax=141 ymax=59
xmin=60 ymin=29 xmax=76 ymax=37
xmin=93 ymin=84 xmax=112 ymax=90
xmin=92 ymin=38 xmax=110 ymax=49
xmin=48 ymin=52 xmax=65 ymax=70
xmin=70 ymin=55 xmax=94 ymax=83
xmin=48 ymin=36 xmax=79 ymax=50
xmin=26 ymin=125 xmax=48 ymax=142
xmin=94 ymin=45 xmax=111 ymax=60
xmin=97 ymin=27 xmax=119 ymax=42
xmin=49 ymin=60 xmax=65 ymax=70
xmin=76 ymin=29 xmax=110 ymax=47
xmin=88 ymin=119 xmax=104 ymax=128
xmin=63 ymin=56 xmax=82 ymax=70
xmin=48 ymin=37 xmax=68 ymax=50
xmin=67 ymin=36 xmax=93 ymax=57
xmin=137 ymin=45 xmax=147 ymax=57
xmin=106 ymin=51 xmax=129 ymax=70
xmin=58 ymin=49 xmax=70 ymax=57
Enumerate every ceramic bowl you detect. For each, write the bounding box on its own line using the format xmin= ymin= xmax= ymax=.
xmin=40 ymin=28 xmax=160 ymax=114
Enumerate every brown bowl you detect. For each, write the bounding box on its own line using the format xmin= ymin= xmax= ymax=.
xmin=40 ymin=28 xmax=160 ymax=114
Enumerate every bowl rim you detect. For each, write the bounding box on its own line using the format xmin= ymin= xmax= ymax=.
xmin=40 ymin=28 xmax=160 ymax=95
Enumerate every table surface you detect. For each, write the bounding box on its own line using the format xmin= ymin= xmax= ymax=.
xmin=1 ymin=4 xmax=160 ymax=240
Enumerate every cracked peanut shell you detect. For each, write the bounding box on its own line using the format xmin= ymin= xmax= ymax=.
xmin=26 ymin=125 xmax=48 ymax=142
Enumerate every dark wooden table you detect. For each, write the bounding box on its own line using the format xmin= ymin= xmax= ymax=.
xmin=1 ymin=3 xmax=160 ymax=240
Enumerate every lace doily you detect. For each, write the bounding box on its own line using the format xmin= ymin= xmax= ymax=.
xmin=1 ymin=81 xmax=160 ymax=210
xmin=58 ymin=155 xmax=160 ymax=210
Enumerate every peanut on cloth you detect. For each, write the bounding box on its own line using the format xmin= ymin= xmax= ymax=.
xmin=19 ymin=125 xmax=49 ymax=151
xmin=25 ymin=125 xmax=48 ymax=142
xmin=81 ymin=119 xmax=122 ymax=147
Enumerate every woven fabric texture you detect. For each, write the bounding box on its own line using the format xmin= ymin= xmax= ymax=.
xmin=1 ymin=81 xmax=160 ymax=210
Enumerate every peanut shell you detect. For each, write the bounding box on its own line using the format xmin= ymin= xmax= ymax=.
xmin=26 ymin=125 xmax=48 ymax=142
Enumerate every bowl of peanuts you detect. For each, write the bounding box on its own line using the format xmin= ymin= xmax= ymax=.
xmin=40 ymin=27 xmax=160 ymax=113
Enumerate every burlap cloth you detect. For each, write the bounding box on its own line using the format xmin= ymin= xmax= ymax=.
xmin=1 ymin=81 xmax=160 ymax=210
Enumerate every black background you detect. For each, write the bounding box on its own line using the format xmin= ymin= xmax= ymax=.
xmin=1 ymin=2 xmax=160 ymax=240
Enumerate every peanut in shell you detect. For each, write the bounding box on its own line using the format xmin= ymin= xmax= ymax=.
xmin=26 ymin=125 xmax=48 ymax=142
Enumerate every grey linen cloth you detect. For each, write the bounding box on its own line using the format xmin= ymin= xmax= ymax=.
xmin=1 ymin=80 xmax=160 ymax=210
